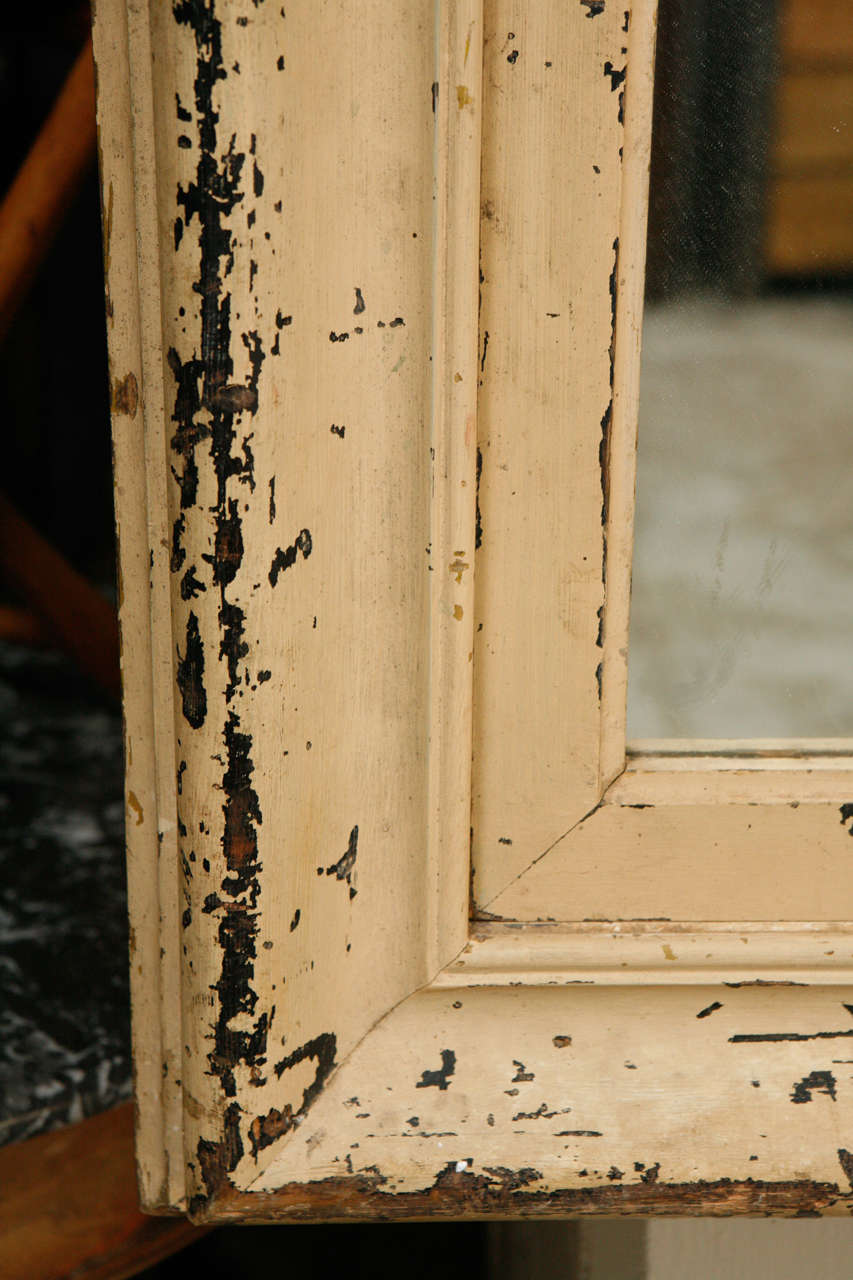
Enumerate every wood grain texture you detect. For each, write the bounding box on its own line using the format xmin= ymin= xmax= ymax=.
xmin=99 ymin=0 xmax=482 ymax=1213
xmin=439 ymin=921 xmax=853 ymax=987
xmin=471 ymin=0 xmax=638 ymax=908
xmin=767 ymin=0 xmax=853 ymax=275
xmin=94 ymin=0 xmax=181 ymax=1211
xmin=425 ymin=0 xmax=483 ymax=976
xmin=0 ymin=1105 xmax=202 ymax=1280
xmin=100 ymin=0 xmax=853 ymax=1223
xmin=242 ymin=982 xmax=853 ymax=1218
xmin=488 ymin=790 xmax=853 ymax=922
xmin=597 ymin=0 xmax=657 ymax=790
xmin=156 ymin=0 xmax=444 ymax=1210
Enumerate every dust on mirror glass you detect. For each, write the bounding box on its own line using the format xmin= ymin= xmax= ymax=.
xmin=628 ymin=0 xmax=853 ymax=739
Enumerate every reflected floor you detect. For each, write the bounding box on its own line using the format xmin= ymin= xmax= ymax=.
xmin=628 ymin=293 xmax=853 ymax=739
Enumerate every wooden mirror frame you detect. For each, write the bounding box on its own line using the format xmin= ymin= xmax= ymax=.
xmin=95 ymin=0 xmax=853 ymax=1221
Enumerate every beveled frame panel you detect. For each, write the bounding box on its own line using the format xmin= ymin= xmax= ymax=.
xmin=96 ymin=0 xmax=853 ymax=1221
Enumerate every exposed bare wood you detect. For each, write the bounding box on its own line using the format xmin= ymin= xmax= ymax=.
xmin=95 ymin=0 xmax=188 ymax=1209
xmin=0 ymin=1104 xmax=204 ymax=1280
xmin=204 ymin=1177 xmax=853 ymax=1222
xmin=472 ymin=0 xmax=637 ymax=907
xmin=425 ymin=0 xmax=483 ymax=975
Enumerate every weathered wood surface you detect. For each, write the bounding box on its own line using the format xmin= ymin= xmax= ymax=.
xmin=98 ymin=0 xmax=481 ymax=1213
xmin=96 ymin=0 xmax=185 ymax=1209
xmin=0 ymin=1104 xmax=203 ymax=1280
xmin=471 ymin=0 xmax=651 ymax=907
xmin=96 ymin=0 xmax=853 ymax=1222
xmin=234 ymin=981 xmax=853 ymax=1219
xmin=487 ymin=765 xmax=853 ymax=922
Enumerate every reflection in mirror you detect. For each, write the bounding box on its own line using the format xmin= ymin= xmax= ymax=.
xmin=628 ymin=0 xmax=853 ymax=738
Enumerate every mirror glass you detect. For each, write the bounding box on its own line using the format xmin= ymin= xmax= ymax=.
xmin=628 ymin=0 xmax=853 ymax=738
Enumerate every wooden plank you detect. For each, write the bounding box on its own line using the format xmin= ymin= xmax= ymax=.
xmin=0 ymin=1105 xmax=203 ymax=1280
xmin=99 ymin=0 xmax=483 ymax=1210
xmin=243 ymin=982 xmax=853 ymax=1218
xmin=425 ymin=0 xmax=483 ymax=975
xmin=93 ymin=0 xmax=181 ymax=1210
xmin=487 ymin=792 xmax=853 ymax=923
xmin=472 ymin=0 xmax=655 ymax=907
xmin=599 ymin=0 xmax=657 ymax=788
xmin=439 ymin=921 xmax=853 ymax=987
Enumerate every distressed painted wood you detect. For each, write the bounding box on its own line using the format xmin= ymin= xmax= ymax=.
xmin=471 ymin=0 xmax=656 ymax=908
xmin=487 ymin=755 xmax=853 ymax=922
xmin=220 ymin=976 xmax=853 ymax=1219
xmin=96 ymin=0 xmax=853 ymax=1222
xmin=96 ymin=0 xmax=182 ymax=1210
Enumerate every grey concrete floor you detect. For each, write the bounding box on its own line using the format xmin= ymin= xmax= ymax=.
xmin=628 ymin=293 xmax=853 ymax=740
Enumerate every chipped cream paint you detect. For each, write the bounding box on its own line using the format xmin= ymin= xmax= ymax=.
xmin=95 ymin=0 xmax=853 ymax=1221
xmin=252 ymin=983 xmax=853 ymax=1205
